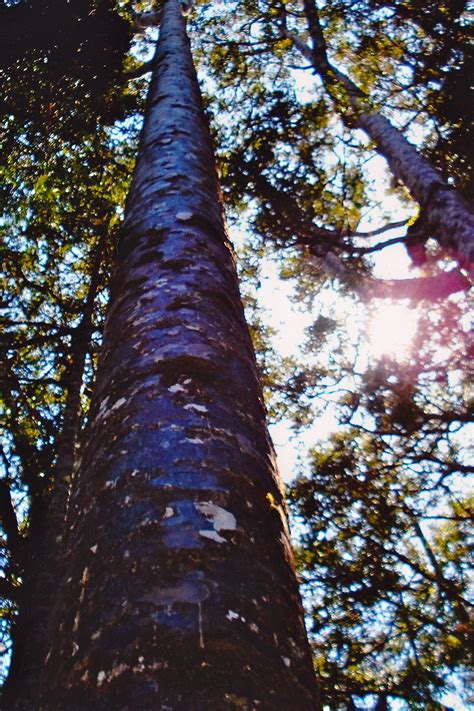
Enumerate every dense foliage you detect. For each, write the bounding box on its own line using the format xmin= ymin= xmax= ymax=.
xmin=0 ymin=1 xmax=139 ymax=679
xmin=0 ymin=0 xmax=133 ymax=145
xmin=0 ymin=0 xmax=472 ymax=707
xmin=0 ymin=127 xmax=137 ymax=677
xmin=289 ymin=295 xmax=473 ymax=708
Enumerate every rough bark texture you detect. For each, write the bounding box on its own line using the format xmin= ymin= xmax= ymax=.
xmin=38 ymin=2 xmax=319 ymax=709
xmin=357 ymin=112 xmax=474 ymax=270
xmin=291 ymin=0 xmax=474 ymax=271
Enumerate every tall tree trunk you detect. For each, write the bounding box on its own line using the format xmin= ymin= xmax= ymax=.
xmin=285 ymin=0 xmax=474 ymax=271
xmin=3 ymin=238 xmax=105 ymax=711
xmin=38 ymin=2 xmax=319 ymax=709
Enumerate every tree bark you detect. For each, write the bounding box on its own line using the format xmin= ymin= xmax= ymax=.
xmin=285 ymin=0 xmax=474 ymax=272
xmin=38 ymin=2 xmax=319 ymax=709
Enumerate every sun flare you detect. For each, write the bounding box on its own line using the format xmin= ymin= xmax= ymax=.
xmin=367 ymin=302 xmax=418 ymax=360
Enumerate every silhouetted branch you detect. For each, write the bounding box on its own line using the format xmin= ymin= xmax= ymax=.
xmin=132 ymin=10 xmax=162 ymax=32
xmin=367 ymin=269 xmax=471 ymax=301
xmin=125 ymin=59 xmax=154 ymax=80
xmin=352 ymin=219 xmax=408 ymax=238
xmin=0 ymin=476 xmax=22 ymax=563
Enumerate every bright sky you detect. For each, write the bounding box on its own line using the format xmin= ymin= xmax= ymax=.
xmin=233 ymin=150 xmax=417 ymax=484
xmin=254 ymin=244 xmax=418 ymax=483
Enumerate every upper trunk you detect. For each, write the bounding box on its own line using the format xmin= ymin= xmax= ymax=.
xmin=357 ymin=112 xmax=474 ymax=270
xmin=291 ymin=0 xmax=474 ymax=272
xmin=38 ymin=2 xmax=319 ymax=709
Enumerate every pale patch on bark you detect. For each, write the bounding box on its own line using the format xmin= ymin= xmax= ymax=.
xmin=96 ymin=397 xmax=127 ymax=421
xmin=168 ymin=384 xmax=187 ymax=394
xmin=195 ymin=502 xmax=237 ymax=541
xmin=184 ymin=403 xmax=209 ymax=413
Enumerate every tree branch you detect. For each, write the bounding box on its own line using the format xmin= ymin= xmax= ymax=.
xmin=307 ymin=246 xmax=471 ymax=301
xmin=132 ymin=10 xmax=162 ymax=33
xmin=125 ymin=59 xmax=154 ymax=80
xmin=366 ymin=269 xmax=471 ymax=301
xmin=0 ymin=476 xmax=22 ymax=563
xmin=355 ymin=236 xmax=406 ymax=255
xmin=352 ymin=220 xmax=408 ymax=239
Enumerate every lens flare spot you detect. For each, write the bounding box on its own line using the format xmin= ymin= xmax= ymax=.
xmin=367 ymin=302 xmax=418 ymax=359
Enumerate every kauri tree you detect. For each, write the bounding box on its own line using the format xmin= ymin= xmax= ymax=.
xmin=0 ymin=0 xmax=472 ymax=709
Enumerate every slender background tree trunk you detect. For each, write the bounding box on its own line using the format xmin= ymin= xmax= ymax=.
xmin=3 ymin=239 xmax=105 ymax=711
xmin=39 ymin=1 xmax=319 ymax=708
xmin=288 ymin=0 xmax=474 ymax=271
